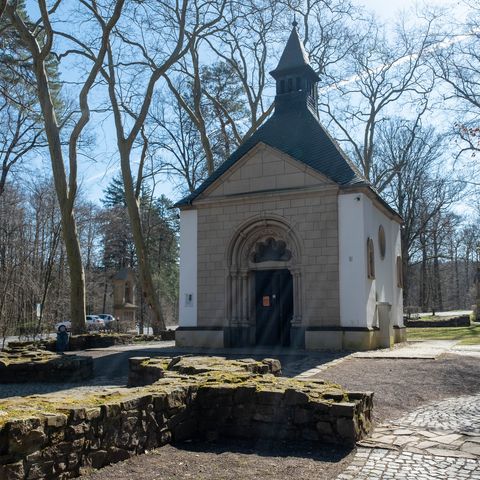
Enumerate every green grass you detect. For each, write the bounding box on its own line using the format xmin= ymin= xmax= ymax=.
xmin=407 ymin=324 xmax=480 ymax=345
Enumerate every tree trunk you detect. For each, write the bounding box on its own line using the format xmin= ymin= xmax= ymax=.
xmin=420 ymin=236 xmax=428 ymax=311
xmin=62 ymin=209 xmax=86 ymax=334
xmin=432 ymin=232 xmax=443 ymax=311
xmin=33 ymin=55 xmax=86 ymax=334
xmin=454 ymin=248 xmax=460 ymax=308
xmin=119 ymin=146 xmax=166 ymax=333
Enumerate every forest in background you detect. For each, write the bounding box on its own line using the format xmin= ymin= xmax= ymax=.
xmin=0 ymin=0 xmax=479 ymax=337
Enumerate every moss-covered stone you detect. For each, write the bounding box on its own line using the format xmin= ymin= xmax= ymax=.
xmin=0 ymin=348 xmax=93 ymax=383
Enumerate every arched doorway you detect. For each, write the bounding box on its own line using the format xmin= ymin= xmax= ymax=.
xmin=225 ymin=215 xmax=303 ymax=347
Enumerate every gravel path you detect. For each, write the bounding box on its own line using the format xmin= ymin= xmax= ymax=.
xmin=320 ymin=353 xmax=480 ymax=423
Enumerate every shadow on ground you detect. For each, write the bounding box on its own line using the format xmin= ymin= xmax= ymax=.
xmin=80 ymin=439 xmax=355 ymax=480
xmin=173 ymin=437 xmax=352 ymax=461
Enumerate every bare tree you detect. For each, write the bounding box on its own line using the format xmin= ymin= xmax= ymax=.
xmin=376 ymin=116 xmax=464 ymax=303
xmin=5 ymin=0 xmax=124 ymax=333
xmin=149 ymin=92 xmax=208 ymax=193
xmin=157 ymin=0 xmax=279 ymax=183
xmin=57 ymin=0 xmax=226 ymax=332
xmin=431 ymin=1 xmax=480 ymax=159
xmin=0 ymin=1 xmax=48 ymax=197
xmin=320 ymin=14 xmax=438 ymax=184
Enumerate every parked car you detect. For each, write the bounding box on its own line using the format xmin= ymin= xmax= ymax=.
xmin=96 ymin=314 xmax=116 ymax=330
xmin=86 ymin=315 xmax=105 ymax=331
xmin=55 ymin=320 xmax=72 ymax=332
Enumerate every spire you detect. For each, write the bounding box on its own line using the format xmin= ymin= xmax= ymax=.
xmin=270 ymin=21 xmax=318 ymax=81
xmin=270 ymin=21 xmax=320 ymax=116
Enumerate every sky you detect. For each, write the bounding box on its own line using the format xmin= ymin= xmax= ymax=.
xmin=26 ymin=0 xmax=467 ymax=206
xmin=360 ymin=0 xmax=455 ymax=19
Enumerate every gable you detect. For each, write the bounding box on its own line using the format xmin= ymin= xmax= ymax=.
xmin=198 ymin=143 xmax=333 ymax=199
xmin=175 ymin=107 xmax=365 ymax=208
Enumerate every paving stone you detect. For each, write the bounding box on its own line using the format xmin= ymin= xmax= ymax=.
xmin=415 ymin=440 xmax=438 ymax=449
xmin=425 ymin=448 xmax=477 ymax=459
xmin=336 ymin=394 xmax=480 ymax=479
xmin=462 ymin=443 xmax=480 ymax=456
xmin=435 ymin=433 xmax=464 ymax=444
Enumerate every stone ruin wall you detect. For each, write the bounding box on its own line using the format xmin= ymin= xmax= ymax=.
xmin=0 ymin=357 xmax=373 ymax=480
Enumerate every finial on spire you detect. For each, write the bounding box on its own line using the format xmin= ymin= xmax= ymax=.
xmin=292 ymin=16 xmax=298 ymax=28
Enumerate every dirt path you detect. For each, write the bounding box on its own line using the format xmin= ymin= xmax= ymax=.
xmin=81 ymin=441 xmax=354 ymax=480
xmin=81 ymin=353 xmax=480 ymax=480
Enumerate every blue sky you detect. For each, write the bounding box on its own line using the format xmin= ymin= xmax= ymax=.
xmin=25 ymin=0 xmax=465 ymax=205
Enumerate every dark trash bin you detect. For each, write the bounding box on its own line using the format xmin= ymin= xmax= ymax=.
xmin=56 ymin=325 xmax=69 ymax=353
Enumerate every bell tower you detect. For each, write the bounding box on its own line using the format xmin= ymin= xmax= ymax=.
xmin=270 ymin=21 xmax=320 ymax=116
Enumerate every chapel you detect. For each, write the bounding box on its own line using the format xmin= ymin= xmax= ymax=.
xmin=175 ymin=23 xmax=406 ymax=350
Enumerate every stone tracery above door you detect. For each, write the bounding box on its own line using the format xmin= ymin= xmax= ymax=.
xmin=227 ymin=215 xmax=302 ymax=271
xmin=251 ymin=237 xmax=292 ymax=263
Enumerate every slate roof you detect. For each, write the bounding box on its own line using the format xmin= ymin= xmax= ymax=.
xmin=175 ymin=106 xmax=366 ymax=207
xmin=270 ymin=26 xmax=317 ymax=79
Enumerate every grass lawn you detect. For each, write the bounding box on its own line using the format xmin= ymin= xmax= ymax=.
xmin=407 ymin=324 xmax=480 ymax=345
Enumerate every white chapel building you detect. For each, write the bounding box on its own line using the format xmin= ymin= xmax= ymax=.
xmin=174 ymin=23 xmax=406 ymax=350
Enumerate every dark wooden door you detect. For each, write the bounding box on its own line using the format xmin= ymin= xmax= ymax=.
xmin=255 ymin=269 xmax=293 ymax=346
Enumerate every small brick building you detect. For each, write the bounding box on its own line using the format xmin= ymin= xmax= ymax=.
xmin=175 ymin=24 xmax=406 ymax=350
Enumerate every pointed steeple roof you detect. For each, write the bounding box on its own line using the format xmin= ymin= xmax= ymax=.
xmin=270 ymin=22 xmax=319 ymax=81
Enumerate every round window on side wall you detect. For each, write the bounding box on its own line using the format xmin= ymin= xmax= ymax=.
xmin=378 ymin=225 xmax=386 ymax=260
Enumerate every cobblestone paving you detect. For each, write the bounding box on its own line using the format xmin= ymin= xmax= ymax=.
xmin=337 ymin=395 xmax=480 ymax=479
xmin=338 ymin=448 xmax=480 ymax=480
xmin=400 ymin=394 xmax=480 ymax=434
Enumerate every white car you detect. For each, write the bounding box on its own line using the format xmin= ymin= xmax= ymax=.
xmin=96 ymin=314 xmax=116 ymax=330
xmin=86 ymin=315 xmax=105 ymax=331
xmin=55 ymin=320 xmax=72 ymax=332
xmin=97 ymin=314 xmax=115 ymax=323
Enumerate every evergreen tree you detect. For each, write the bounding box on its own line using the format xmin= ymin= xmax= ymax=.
xmin=101 ymin=174 xmax=127 ymax=208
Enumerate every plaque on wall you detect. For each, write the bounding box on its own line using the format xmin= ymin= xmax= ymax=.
xmin=262 ymin=296 xmax=270 ymax=307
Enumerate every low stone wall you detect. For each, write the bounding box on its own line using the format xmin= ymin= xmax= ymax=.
xmin=7 ymin=331 xmax=176 ymax=353
xmin=128 ymin=355 xmax=282 ymax=387
xmin=405 ymin=315 xmax=471 ymax=328
xmin=0 ymin=357 xmax=373 ymax=479
xmin=0 ymin=347 xmax=93 ymax=383
xmin=195 ymin=383 xmax=371 ymax=445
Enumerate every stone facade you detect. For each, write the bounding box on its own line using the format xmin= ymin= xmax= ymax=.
xmin=177 ymin=144 xmax=342 ymax=348
xmin=176 ymin=140 xmax=406 ymax=349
